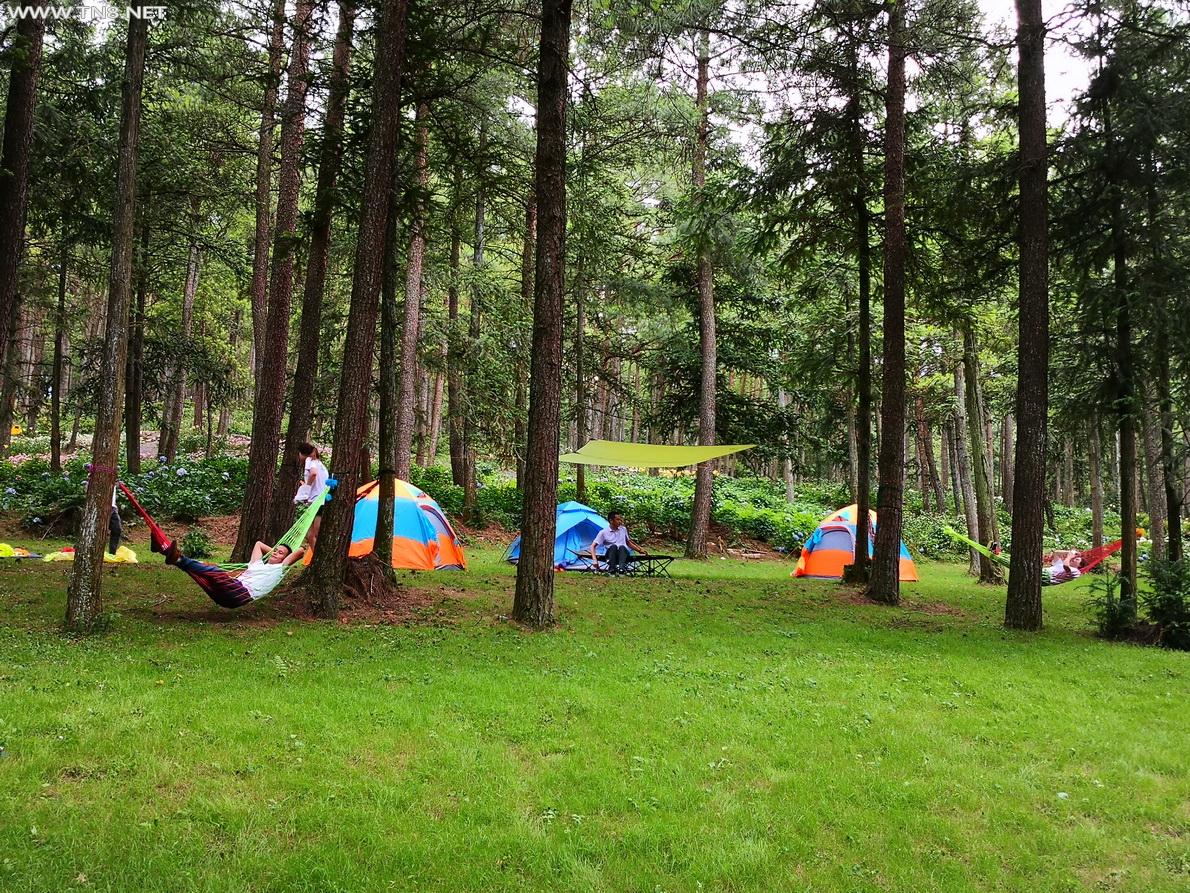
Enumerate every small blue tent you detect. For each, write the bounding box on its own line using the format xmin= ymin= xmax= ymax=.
xmin=506 ymin=501 xmax=610 ymax=569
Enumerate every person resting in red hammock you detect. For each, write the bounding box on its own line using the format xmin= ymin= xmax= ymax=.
xmin=151 ymin=532 xmax=306 ymax=609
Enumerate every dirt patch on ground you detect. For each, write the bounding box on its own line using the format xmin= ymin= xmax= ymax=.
xmin=456 ymin=522 xmax=513 ymax=547
xmin=825 ymin=586 xmax=969 ymax=618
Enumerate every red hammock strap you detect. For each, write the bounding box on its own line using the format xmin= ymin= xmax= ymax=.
xmin=1078 ymin=538 xmax=1125 ymax=572
xmin=117 ymin=482 xmax=171 ymax=551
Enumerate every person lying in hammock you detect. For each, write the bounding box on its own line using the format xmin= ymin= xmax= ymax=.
xmin=152 ymin=536 xmax=306 ymax=610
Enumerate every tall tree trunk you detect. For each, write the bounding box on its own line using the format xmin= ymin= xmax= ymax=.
xmin=1156 ymin=331 xmax=1182 ymax=560
xmin=218 ymin=308 xmax=240 ymax=439
xmin=1114 ymin=206 xmax=1138 ymax=615
xmin=305 ymin=0 xmax=409 ymax=618
xmin=574 ymin=279 xmax=588 ymax=503
xmin=514 ymin=195 xmax=535 ymax=488
xmin=462 ymin=141 xmax=485 ymax=523
xmin=427 ymin=372 xmax=444 ymax=465
xmin=865 ymin=2 xmax=906 ymax=605
xmin=686 ymin=29 xmax=717 ymax=560
xmin=124 ymin=202 xmax=149 ymax=473
xmin=0 ymin=15 xmax=45 ymax=456
xmin=1062 ymin=436 xmax=1076 ymax=508
xmin=447 ymin=169 xmax=466 ymax=486
xmin=943 ymin=421 xmax=962 ymax=514
xmin=161 ymin=218 xmax=201 ymax=462
xmin=50 ymin=238 xmax=67 ymax=473
xmin=236 ymin=0 xmax=315 ymax=560
xmin=393 ymin=101 xmax=430 ymax=482
xmin=1005 ymin=0 xmax=1049 ymax=630
xmin=963 ymin=327 xmax=1002 ymax=582
xmin=374 ymin=113 xmax=407 ymax=569
xmin=65 ymin=17 xmax=147 ymax=634
xmin=954 ymin=366 xmax=981 ymax=575
xmin=1140 ymin=384 xmax=1166 ymax=561
xmin=249 ymin=0 xmax=287 ymax=383
xmin=269 ymin=0 xmax=355 ymax=541
xmin=917 ymin=398 xmax=946 ymax=511
xmin=1089 ymin=414 xmax=1104 ymax=550
xmin=1000 ymin=415 xmax=1014 ymax=509
xmin=512 ymin=0 xmax=571 ymax=628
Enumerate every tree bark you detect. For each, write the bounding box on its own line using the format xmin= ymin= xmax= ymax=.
xmin=1000 ymin=415 xmax=1014 ymax=509
xmin=574 ymin=276 xmax=588 ymax=503
xmin=943 ymin=421 xmax=962 ymax=514
xmin=954 ymin=365 xmax=981 ymax=575
xmin=236 ymin=0 xmax=315 ymax=560
xmin=249 ymin=0 xmax=287 ymax=384
xmin=686 ymin=29 xmax=717 ymax=560
xmin=1140 ymin=383 xmax=1166 ymax=561
xmin=917 ymin=397 xmax=946 ymax=512
xmin=161 ymin=215 xmax=201 ymax=462
xmin=375 ymin=116 xmax=407 ymax=569
xmin=963 ymin=327 xmax=1002 ymax=582
xmin=1089 ymin=414 xmax=1104 ymax=550
xmin=447 ymin=168 xmax=465 ymax=486
xmin=0 ymin=15 xmax=45 ymax=456
xmin=270 ymin=0 xmax=355 ymax=541
xmin=512 ymin=0 xmax=571 ymax=628
xmin=1071 ymin=440 xmax=1080 ymax=509
xmin=1005 ymin=0 xmax=1049 ymax=630
xmin=462 ymin=138 xmax=485 ymax=524
xmin=393 ymin=101 xmax=430 ymax=482
xmin=1114 ymin=203 xmax=1138 ymax=615
xmin=304 ymin=0 xmax=408 ymax=618
xmin=65 ymin=17 xmax=147 ymax=634
xmin=514 ymin=195 xmax=535 ymax=488
xmin=50 ymin=239 xmax=67 ymax=473
xmin=124 ymin=203 xmax=149 ymax=472
xmin=1156 ymin=331 xmax=1182 ymax=560
xmin=865 ymin=2 xmax=906 ymax=606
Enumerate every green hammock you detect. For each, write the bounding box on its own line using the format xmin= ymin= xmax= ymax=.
xmin=216 ymin=495 xmax=325 ymax=572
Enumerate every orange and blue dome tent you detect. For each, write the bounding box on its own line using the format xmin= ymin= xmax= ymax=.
xmin=344 ymin=479 xmax=466 ymax=571
xmin=793 ymin=504 xmax=917 ymax=582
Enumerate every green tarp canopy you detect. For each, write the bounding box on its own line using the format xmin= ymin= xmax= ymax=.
xmin=559 ymin=440 xmax=755 ymax=468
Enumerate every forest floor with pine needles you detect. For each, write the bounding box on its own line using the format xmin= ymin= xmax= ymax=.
xmin=0 ymin=540 xmax=1187 ymax=892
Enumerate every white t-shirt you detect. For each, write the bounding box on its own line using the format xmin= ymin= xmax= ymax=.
xmin=237 ymin=560 xmax=286 ymax=600
xmin=295 ymin=456 xmax=329 ymax=503
xmin=593 ymin=525 xmax=629 ymax=549
xmin=112 ymin=486 xmax=118 ymax=509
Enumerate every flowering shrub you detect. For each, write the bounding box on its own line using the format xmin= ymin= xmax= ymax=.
xmin=0 ymin=455 xmax=250 ymax=531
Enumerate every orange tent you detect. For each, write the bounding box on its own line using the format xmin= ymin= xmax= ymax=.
xmin=344 ymin=480 xmax=466 ymax=571
xmin=793 ymin=504 xmax=917 ymax=581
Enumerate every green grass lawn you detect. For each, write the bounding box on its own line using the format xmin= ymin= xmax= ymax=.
xmin=0 ymin=541 xmax=1187 ymax=892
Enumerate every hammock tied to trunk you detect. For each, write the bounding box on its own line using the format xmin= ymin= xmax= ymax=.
xmin=942 ymin=525 xmax=1129 ymax=586
xmin=117 ymin=481 xmax=327 ymax=572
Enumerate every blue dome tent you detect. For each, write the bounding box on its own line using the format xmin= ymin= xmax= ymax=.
xmin=505 ymin=501 xmax=610 ymax=569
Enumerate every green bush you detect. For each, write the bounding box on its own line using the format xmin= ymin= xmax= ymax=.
xmin=180 ymin=527 xmax=215 ymax=559
xmin=1145 ymin=560 xmax=1190 ymax=650
xmin=1086 ymin=573 xmax=1135 ymax=641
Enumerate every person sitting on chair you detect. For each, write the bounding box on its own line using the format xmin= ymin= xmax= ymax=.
xmin=590 ymin=511 xmax=645 ymax=575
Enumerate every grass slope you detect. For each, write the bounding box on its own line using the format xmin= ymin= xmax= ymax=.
xmin=0 ymin=544 xmax=1187 ymax=892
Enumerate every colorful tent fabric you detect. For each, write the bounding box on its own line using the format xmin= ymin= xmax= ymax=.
xmin=505 ymin=501 xmax=610 ymax=569
xmin=793 ymin=504 xmax=918 ymax=582
xmin=347 ymin=479 xmax=466 ymax=571
xmin=558 ymin=440 xmax=755 ymax=468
